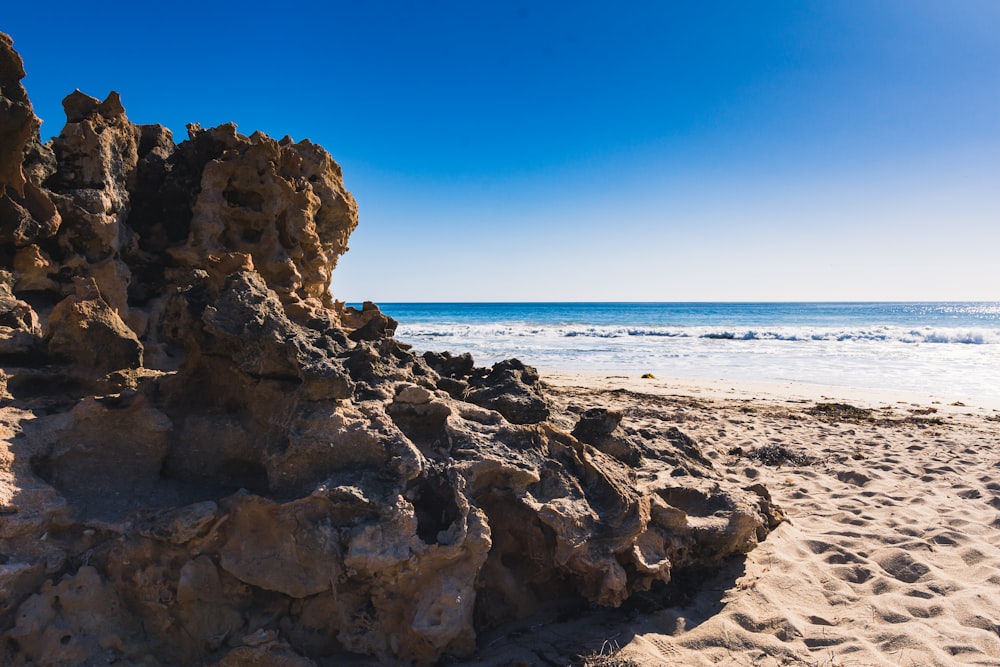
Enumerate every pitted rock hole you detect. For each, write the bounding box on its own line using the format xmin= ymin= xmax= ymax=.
xmin=216 ymin=458 xmax=270 ymax=497
xmin=407 ymin=472 xmax=461 ymax=545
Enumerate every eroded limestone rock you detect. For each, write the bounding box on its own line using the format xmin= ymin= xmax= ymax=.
xmin=466 ymin=358 xmax=550 ymax=424
xmin=0 ymin=33 xmax=781 ymax=666
xmin=0 ymin=35 xmax=61 ymax=255
xmin=46 ymin=277 xmax=143 ymax=378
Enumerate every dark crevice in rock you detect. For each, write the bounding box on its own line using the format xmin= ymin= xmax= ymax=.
xmin=215 ymin=459 xmax=271 ymax=497
xmin=407 ymin=471 xmax=461 ymax=546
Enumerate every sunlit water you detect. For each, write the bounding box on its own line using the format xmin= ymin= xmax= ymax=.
xmin=365 ymin=303 xmax=1000 ymax=400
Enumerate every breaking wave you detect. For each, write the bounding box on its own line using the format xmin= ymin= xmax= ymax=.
xmin=395 ymin=324 xmax=1000 ymax=345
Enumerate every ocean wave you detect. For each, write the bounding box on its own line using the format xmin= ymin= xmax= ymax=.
xmin=564 ymin=328 xmax=690 ymax=338
xmin=395 ymin=324 xmax=1000 ymax=345
xmin=689 ymin=328 xmax=1000 ymax=344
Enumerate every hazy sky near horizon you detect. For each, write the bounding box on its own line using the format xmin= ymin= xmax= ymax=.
xmin=6 ymin=2 xmax=999 ymax=302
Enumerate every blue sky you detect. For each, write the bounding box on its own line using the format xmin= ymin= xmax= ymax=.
xmin=5 ymin=2 xmax=999 ymax=301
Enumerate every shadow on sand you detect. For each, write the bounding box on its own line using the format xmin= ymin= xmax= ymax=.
xmin=452 ymin=557 xmax=749 ymax=667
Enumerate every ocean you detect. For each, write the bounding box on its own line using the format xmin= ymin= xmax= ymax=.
xmin=368 ymin=303 xmax=1000 ymax=400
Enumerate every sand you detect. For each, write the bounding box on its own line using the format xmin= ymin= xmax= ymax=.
xmin=461 ymin=373 xmax=1000 ymax=666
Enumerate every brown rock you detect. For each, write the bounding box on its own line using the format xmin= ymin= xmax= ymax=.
xmin=343 ymin=301 xmax=398 ymax=341
xmin=135 ymin=501 xmax=219 ymax=545
xmin=198 ymin=270 xmax=354 ymax=400
xmin=467 ymin=358 xmax=550 ymax=424
xmin=572 ymin=407 xmax=644 ymax=466
xmin=215 ymin=641 xmax=318 ymax=667
xmin=0 ymin=34 xmax=61 ymax=248
xmin=25 ymin=392 xmax=171 ymax=521
xmin=0 ymin=277 xmax=42 ymax=357
xmin=169 ymin=123 xmax=358 ymax=324
xmin=0 ymin=181 xmax=61 ymax=248
xmin=46 ymin=277 xmax=143 ymax=377
xmin=0 ymin=33 xmax=33 ymax=197
xmin=11 ymin=245 xmax=57 ymax=292
xmin=3 ymin=566 xmax=144 ymax=665
xmin=218 ymin=493 xmax=345 ymax=599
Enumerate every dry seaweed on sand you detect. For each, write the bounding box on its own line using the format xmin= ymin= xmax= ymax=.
xmin=810 ymin=402 xmax=949 ymax=428
xmin=808 ymin=402 xmax=874 ymax=422
xmin=729 ymin=443 xmax=816 ymax=467
xmin=578 ymin=640 xmax=640 ymax=667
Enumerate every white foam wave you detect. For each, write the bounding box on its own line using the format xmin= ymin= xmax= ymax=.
xmin=395 ymin=323 xmax=1000 ymax=345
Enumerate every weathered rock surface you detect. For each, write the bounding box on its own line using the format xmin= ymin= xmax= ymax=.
xmin=0 ymin=33 xmax=781 ymax=666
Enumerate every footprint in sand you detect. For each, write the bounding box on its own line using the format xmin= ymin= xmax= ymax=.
xmin=930 ymin=531 xmax=962 ymax=546
xmin=806 ymin=540 xmax=867 ymax=566
xmin=729 ymin=612 xmax=802 ymax=642
xmin=959 ymin=547 xmax=988 ymax=565
xmin=806 ymin=615 xmax=836 ymax=626
xmin=873 ymin=549 xmax=932 ymax=584
xmin=834 ymin=470 xmax=873 ymax=486
xmin=958 ymin=613 xmax=1000 ymax=635
xmin=874 ymin=609 xmax=910 ymax=624
xmin=804 ymin=539 xmax=836 ymax=555
xmin=824 ymin=551 xmax=864 ymax=565
xmin=803 ymin=635 xmax=848 ymax=648
xmin=905 ymin=588 xmax=935 ymax=599
xmin=645 ymin=635 xmax=682 ymax=660
xmin=870 ymin=577 xmax=898 ymax=595
xmin=906 ymin=602 xmax=944 ymax=618
xmin=831 ymin=513 xmax=867 ymax=527
xmin=832 ymin=565 xmax=873 ymax=584
xmin=877 ymin=632 xmax=919 ymax=653
xmin=927 ymin=581 xmax=960 ymax=596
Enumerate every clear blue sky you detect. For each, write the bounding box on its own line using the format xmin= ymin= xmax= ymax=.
xmin=6 ymin=2 xmax=999 ymax=302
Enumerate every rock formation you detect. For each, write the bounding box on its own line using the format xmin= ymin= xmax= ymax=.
xmin=0 ymin=33 xmax=781 ymax=665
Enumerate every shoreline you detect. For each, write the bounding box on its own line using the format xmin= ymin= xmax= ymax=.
xmin=541 ymin=370 xmax=1000 ymax=414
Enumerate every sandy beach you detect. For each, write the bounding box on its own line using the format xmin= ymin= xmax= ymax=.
xmin=461 ymin=372 xmax=1000 ymax=666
